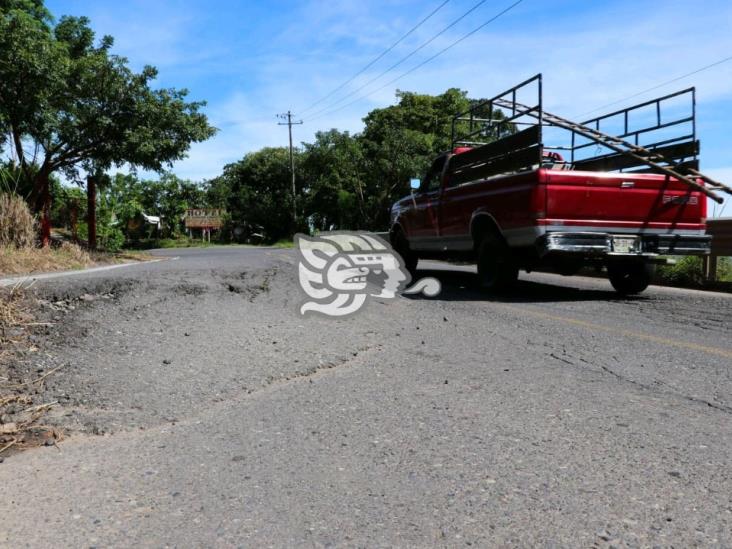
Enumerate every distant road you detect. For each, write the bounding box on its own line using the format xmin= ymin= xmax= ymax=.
xmin=1 ymin=246 xmax=730 ymax=547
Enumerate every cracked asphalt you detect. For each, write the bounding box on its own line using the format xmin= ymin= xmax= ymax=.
xmin=1 ymin=246 xmax=731 ymax=547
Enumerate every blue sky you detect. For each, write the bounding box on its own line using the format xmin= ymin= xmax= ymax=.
xmin=46 ymin=0 xmax=732 ymax=215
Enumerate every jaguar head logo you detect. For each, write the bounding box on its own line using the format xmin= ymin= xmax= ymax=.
xmin=296 ymin=232 xmax=410 ymax=317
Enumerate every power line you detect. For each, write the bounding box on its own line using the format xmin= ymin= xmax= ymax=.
xmin=299 ymin=0 xmax=452 ymax=116
xmin=305 ymin=0 xmax=523 ymax=123
xmin=305 ymin=0 xmax=491 ymax=121
xmin=576 ymin=54 xmax=732 ymax=120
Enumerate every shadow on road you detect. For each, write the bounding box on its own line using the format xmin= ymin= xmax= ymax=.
xmin=406 ymin=268 xmax=645 ymax=304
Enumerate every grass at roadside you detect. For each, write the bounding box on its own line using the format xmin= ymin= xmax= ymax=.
xmin=271 ymin=238 xmax=294 ymax=249
xmin=0 ymin=243 xmax=93 ymax=276
xmin=124 ymin=237 xmax=295 ymax=250
xmin=149 ymin=238 xmax=214 ymax=249
xmin=123 ymin=237 xmax=213 ymax=250
xmin=0 ymin=243 xmax=155 ymax=277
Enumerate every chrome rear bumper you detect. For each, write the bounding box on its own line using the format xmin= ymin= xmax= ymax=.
xmin=539 ymin=232 xmax=711 ymax=256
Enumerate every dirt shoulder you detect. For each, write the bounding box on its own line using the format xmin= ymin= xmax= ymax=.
xmin=0 ymin=286 xmax=64 ymax=457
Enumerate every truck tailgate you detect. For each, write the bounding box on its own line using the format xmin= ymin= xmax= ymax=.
xmin=542 ymin=170 xmax=706 ymax=229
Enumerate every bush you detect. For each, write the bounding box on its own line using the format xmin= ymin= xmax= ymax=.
xmin=655 ymin=256 xmax=732 ymax=286
xmin=100 ymin=227 xmax=125 ymax=252
xmin=716 ymin=257 xmax=732 ymax=282
xmin=656 ymin=256 xmax=705 ymax=286
xmin=0 ymin=193 xmax=35 ymax=248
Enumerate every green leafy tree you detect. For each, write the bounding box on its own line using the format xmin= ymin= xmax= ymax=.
xmin=352 ymin=89 xmax=475 ymax=229
xmin=0 ymin=2 xmax=215 ymax=245
xmin=96 ymin=172 xmax=206 ymax=240
xmin=210 ymin=89 xmax=511 ymax=235
xmin=50 ymin=181 xmax=85 ymax=229
xmin=353 ymin=88 xmax=510 ymax=229
xmin=301 ymin=129 xmax=365 ymax=230
xmin=204 ymin=175 xmax=232 ymax=210
xmin=138 ymin=174 xmax=205 ymax=237
xmin=221 ymin=148 xmax=296 ymax=243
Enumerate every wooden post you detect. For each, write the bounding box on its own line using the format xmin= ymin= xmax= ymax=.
xmin=70 ymin=198 xmax=78 ymax=242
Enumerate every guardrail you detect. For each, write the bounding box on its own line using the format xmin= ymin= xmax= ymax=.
xmin=704 ymin=218 xmax=732 ymax=281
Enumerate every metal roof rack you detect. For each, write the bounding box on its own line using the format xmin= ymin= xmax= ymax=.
xmin=450 ymin=74 xmax=732 ymax=203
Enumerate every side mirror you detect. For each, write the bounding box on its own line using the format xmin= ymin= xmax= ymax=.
xmin=409 ymin=178 xmax=421 ymax=191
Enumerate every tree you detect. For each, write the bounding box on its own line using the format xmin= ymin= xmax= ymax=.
xmin=221 ymin=148 xmax=296 ymax=243
xmin=353 ymin=88 xmax=511 ymax=229
xmin=138 ymin=174 xmax=205 ymax=237
xmin=301 ymin=129 xmax=365 ymax=230
xmin=209 ymin=88 xmax=511 ymax=235
xmin=95 ymin=172 xmax=206 ymax=240
xmin=353 ymin=89 xmax=474 ymax=229
xmin=0 ymin=3 xmax=216 ymax=245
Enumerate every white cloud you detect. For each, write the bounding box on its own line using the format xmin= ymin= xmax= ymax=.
xmin=279 ymin=0 xmax=732 ymax=127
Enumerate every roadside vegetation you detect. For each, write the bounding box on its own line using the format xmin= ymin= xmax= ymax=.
xmin=1 ymin=1 xmax=505 ymax=253
xmin=0 ymin=242 xmax=92 ymax=276
xmin=3 ymin=87 xmax=502 ymax=251
xmin=656 ymin=256 xmax=732 ymax=288
xmin=0 ymin=189 xmax=153 ymax=276
xmin=0 ymin=0 xmax=214 ymax=275
xmin=0 ymin=191 xmax=91 ymax=275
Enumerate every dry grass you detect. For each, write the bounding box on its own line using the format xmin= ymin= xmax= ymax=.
xmin=0 ymin=193 xmax=35 ymax=249
xmin=0 ymin=284 xmax=31 ymax=367
xmin=0 ymin=287 xmax=63 ymax=454
xmin=0 ymin=242 xmax=93 ymax=276
xmin=0 ymin=285 xmax=29 ymax=332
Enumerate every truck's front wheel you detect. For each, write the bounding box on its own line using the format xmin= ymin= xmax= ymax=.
xmin=607 ymin=261 xmax=654 ymax=295
xmin=476 ymin=235 xmax=518 ymax=291
xmin=392 ymin=230 xmax=418 ymax=277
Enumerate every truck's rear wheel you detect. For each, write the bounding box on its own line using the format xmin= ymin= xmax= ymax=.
xmin=476 ymin=235 xmax=518 ymax=291
xmin=607 ymin=261 xmax=654 ymax=295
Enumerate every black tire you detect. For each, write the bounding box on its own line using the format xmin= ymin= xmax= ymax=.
xmin=476 ymin=234 xmax=518 ymax=291
xmin=392 ymin=230 xmax=418 ymax=277
xmin=607 ymin=261 xmax=654 ymax=295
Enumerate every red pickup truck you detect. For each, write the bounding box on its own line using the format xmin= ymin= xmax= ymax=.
xmin=389 ymin=76 xmax=718 ymax=295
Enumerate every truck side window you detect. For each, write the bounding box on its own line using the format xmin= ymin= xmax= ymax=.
xmin=422 ymin=156 xmax=446 ymax=193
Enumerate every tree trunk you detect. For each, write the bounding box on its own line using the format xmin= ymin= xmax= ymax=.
xmin=37 ymin=172 xmax=52 ymax=247
xmin=87 ymin=175 xmax=97 ymax=251
xmin=70 ymin=199 xmax=79 ymax=242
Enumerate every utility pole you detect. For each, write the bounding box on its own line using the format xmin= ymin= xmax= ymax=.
xmin=277 ymin=111 xmax=303 ymax=226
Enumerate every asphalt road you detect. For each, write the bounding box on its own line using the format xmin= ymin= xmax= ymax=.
xmin=1 ymin=246 xmax=731 ymax=547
